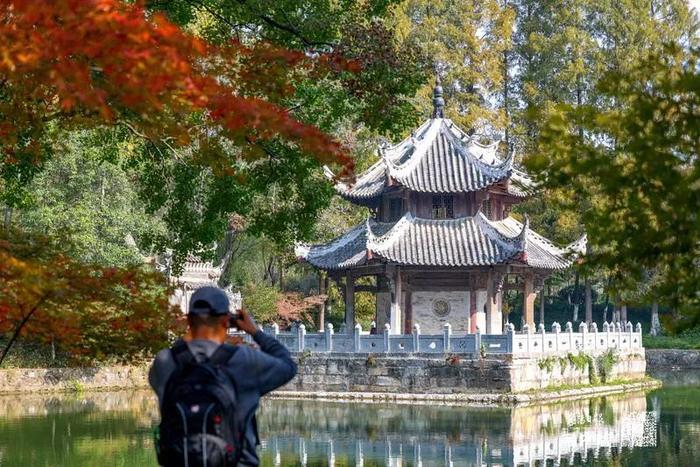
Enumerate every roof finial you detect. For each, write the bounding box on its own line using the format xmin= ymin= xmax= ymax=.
xmin=432 ymin=74 xmax=445 ymax=119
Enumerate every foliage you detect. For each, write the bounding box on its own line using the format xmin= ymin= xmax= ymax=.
xmin=366 ymin=354 xmax=378 ymax=367
xmin=566 ymin=353 xmax=591 ymax=373
xmin=0 ymin=0 xmax=353 ymax=176
xmin=17 ymin=130 xmax=165 ymax=266
xmin=0 ymin=0 xmax=376 ymax=270
xmin=595 ymin=350 xmax=618 ymax=383
xmin=394 ymin=0 xmax=514 ymax=133
xmin=644 ymin=327 xmax=700 ymax=349
xmin=276 ymin=292 xmax=324 ymax=326
xmin=0 ymin=339 xmax=70 ymax=368
xmin=530 ymin=46 xmax=700 ymax=329
xmin=538 ymin=356 xmax=557 ymax=373
xmin=241 ymin=282 xmax=280 ymax=325
xmin=0 ymin=228 xmax=183 ymax=366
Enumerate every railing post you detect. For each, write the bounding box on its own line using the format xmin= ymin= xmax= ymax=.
xmin=325 ymin=323 xmax=334 ymax=352
xmin=552 ymin=322 xmax=561 ymax=352
xmin=475 ymin=326 xmax=482 ymax=357
xmin=626 ymin=321 xmax=633 ymax=349
xmin=272 ymin=322 xmax=280 ymax=338
xmin=635 ymin=322 xmax=643 ymax=348
xmin=383 ymin=323 xmax=391 ymax=353
xmin=412 ymin=323 xmax=421 ymax=353
xmin=579 ymin=322 xmax=588 ymax=351
xmin=538 ymin=322 xmax=545 ymax=353
xmin=565 ymin=322 xmax=573 ymax=351
xmin=591 ymin=322 xmax=598 ymax=351
xmin=354 ymin=323 xmax=362 ymax=352
xmin=443 ymin=323 xmax=452 ymax=353
xmin=522 ymin=324 xmax=530 ymax=353
xmin=297 ymin=324 xmax=306 ymax=352
xmin=506 ymin=323 xmax=515 ymax=353
xmin=615 ymin=321 xmax=622 ymax=350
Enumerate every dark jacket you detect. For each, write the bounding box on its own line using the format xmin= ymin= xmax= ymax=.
xmin=148 ymin=330 xmax=297 ymax=466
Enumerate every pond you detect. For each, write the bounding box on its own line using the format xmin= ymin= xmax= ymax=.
xmin=0 ymin=370 xmax=698 ymax=466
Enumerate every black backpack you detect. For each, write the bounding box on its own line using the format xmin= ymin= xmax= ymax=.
xmin=157 ymin=341 xmax=244 ymax=467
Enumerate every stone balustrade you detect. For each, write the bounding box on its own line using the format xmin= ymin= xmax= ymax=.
xmin=236 ymin=321 xmax=644 ymax=356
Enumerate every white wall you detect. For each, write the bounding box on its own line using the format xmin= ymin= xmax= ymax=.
xmin=411 ymin=291 xmax=470 ymax=334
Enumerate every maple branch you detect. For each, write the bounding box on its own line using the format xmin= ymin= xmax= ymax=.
xmin=0 ymin=292 xmax=51 ymax=367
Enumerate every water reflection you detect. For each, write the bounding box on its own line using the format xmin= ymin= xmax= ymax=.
xmin=256 ymin=394 xmax=658 ymax=466
xmin=0 ymin=376 xmax=698 ymax=467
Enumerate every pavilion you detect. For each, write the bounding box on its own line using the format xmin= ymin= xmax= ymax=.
xmin=297 ymin=80 xmax=586 ymax=335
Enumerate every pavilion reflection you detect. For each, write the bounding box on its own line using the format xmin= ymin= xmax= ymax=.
xmin=257 ymin=393 xmax=658 ymax=466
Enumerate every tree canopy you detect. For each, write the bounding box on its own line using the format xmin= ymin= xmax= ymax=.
xmin=530 ymin=45 xmax=700 ymax=329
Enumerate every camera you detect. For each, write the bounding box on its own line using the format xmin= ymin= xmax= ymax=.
xmin=228 ymin=310 xmax=241 ymax=328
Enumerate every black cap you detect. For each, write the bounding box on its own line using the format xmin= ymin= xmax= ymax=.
xmin=188 ymin=286 xmax=230 ymax=316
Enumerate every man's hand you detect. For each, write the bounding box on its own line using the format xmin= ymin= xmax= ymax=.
xmin=233 ymin=308 xmax=258 ymax=335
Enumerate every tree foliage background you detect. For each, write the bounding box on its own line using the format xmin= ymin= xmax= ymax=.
xmin=1 ymin=0 xmax=699 ymax=361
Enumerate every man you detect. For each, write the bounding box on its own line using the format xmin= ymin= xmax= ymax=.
xmin=149 ymin=286 xmax=297 ymax=466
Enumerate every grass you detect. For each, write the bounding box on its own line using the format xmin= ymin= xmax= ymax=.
xmin=644 ymin=334 xmax=700 ymax=349
xmin=522 ymin=376 xmax=661 ymax=395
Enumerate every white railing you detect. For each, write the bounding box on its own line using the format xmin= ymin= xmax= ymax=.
xmin=241 ymin=321 xmax=643 ymax=356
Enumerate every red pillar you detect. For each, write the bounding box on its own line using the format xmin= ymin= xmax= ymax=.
xmin=470 ymin=289 xmax=478 ymax=333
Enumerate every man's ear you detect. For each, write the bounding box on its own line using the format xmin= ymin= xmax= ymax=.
xmin=220 ymin=315 xmax=229 ymax=329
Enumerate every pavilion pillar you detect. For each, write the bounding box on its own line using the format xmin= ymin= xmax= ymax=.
xmin=486 ymin=270 xmax=500 ymax=334
xmin=344 ymin=273 xmax=355 ymax=333
xmin=469 ymin=289 xmax=477 ymax=334
xmin=523 ymin=272 xmax=536 ymax=329
xmin=621 ymin=304 xmax=628 ymax=323
xmin=538 ymin=289 xmax=545 ymax=325
xmin=390 ymin=267 xmax=403 ymax=335
xmin=403 ymin=285 xmax=413 ymax=335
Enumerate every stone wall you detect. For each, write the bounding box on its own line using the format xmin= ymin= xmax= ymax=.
xmin=509 ymin=349 xmax=647 ymax=392
xmin=289 ymin=348 xmax=646 ymax=394
xmin=645 ymin=349 xmax=700 ymax=369
xmin=0 ymin=349 xmax=647 ymax=395
xmin=0 ymin=366 xmax=148 ymax=394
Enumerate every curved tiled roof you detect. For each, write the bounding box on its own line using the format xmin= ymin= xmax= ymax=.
xmin=327 ymin=118 xmax=529 ymax=203
xmin=297 ymin=213 xmax=584 ymax=271
xmin=492 ymin=217 xmax=587 ymax=270
xmin=366 ymin=213 xmax=521 ymax=267
xmin=328 ymin=162 xmax=386 ymax=204
xmin=383 ymin=119 xmax=514 ymax=193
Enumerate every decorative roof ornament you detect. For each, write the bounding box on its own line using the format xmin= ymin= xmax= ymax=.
xmin=431 ymin=75 xmax=445 ymax=119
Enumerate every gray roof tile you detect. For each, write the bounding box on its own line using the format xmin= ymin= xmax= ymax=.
xmin=329 ymin=118 xmax=533 ymax=202
xmin=297 ymin=213 xmax=585 ymax=271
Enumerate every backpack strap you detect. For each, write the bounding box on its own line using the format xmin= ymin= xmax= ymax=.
xmin=170 ymin=340 xmax=196 ymax=370
xmin=209 ymin=344 xmax=237 ymax=366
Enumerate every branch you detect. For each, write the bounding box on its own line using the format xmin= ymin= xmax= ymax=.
xmin=232 ymin=0 xmax=334 ymax=49
xmin=0 ymin=293 xmax=51 ymax=367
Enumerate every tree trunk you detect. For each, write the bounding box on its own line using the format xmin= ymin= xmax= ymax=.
xmin=3 ymin=206 xmax=12 ymax=231
xmin=278 ymin=258 xmax=285 ymax=290
xmin=584 ymin=278 xmax=593 ymax=324
xmin=318 ymin=272 xmax=326 ymax=331
xmin=572 ymin=270 xmax=580 ymax=322
xmin=650 ymin=301 xmax=661 ymax=336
